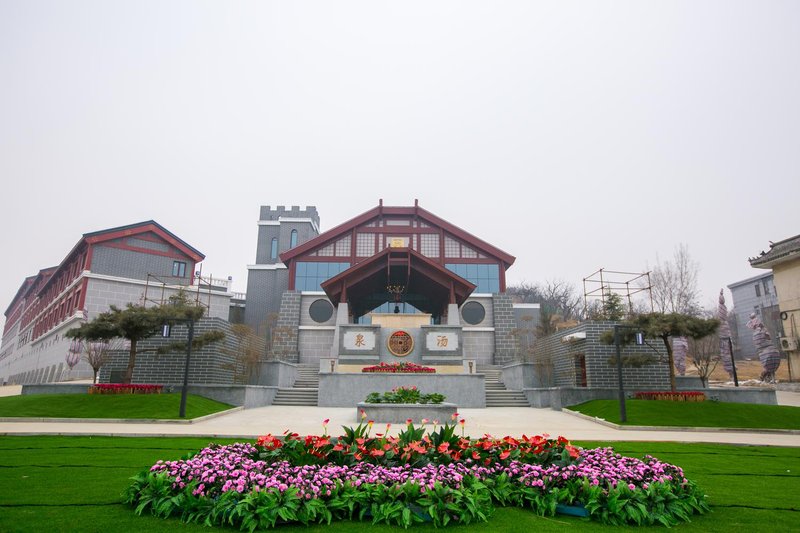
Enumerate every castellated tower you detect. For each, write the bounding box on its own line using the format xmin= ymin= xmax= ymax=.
xmin=245 ymin=205 xmax=320 ymax=333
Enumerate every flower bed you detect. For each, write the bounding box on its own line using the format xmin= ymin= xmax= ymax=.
xmin=362 ymin=362 xmax=435 ymax=373
xmin=88 ymin=384 xmax=163 ymax=395
xmin=365 ymin=385 xmax=444 ymax=404
xmin=633 ymin=391 xmax=706 ymax=402
xmin=125 ymin=419 xmax=708 ymax=528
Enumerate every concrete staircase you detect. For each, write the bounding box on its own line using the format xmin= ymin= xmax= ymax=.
xmin=481 ymin=366 xmax=530 ymax=407
xmin=272 ymin=365 xmax=319 ymax=406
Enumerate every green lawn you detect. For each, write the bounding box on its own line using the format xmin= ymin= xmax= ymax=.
xmin=0 ymin=436 xmax=797 ymax=532
xmin=570 ymin=400 xmax=800 ymax=430
xmin=0 ymin=393 xmax=233 ymax=420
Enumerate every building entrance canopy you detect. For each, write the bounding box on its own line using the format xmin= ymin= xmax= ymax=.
xmin=321 ymin=247 xmax=476 ymax=320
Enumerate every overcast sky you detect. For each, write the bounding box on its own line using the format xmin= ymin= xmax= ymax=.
xmin=1 ymin=1 xmax=798 ymax=331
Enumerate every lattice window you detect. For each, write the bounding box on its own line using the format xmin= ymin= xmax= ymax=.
xmin=412 ymin=234 xmax=418 ymax=250
xmin=356 ymin=233 xmax=375 ymax=257
xmin=335 ymin=235 xmax=351 ymax=256
xmin=461 ymin=244 xmax=478 ymax=258
xmin=444 ymin=236 xmax=460 ymax=258
xmin=420 ymin=234 xmax=439 ymax=257
xmin=316 ymin=242 xmax=335 ymax=257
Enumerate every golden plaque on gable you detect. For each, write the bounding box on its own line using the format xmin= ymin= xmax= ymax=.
xmin=389 ymin=238 xmax=405 ymax=248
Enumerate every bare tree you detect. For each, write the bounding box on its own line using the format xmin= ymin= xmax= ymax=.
xmin=222 ymin=324 xmax=265 ymax=384
xmin=688 ymin=333 xmax=720 ymax=387
xmin=83 ymin=341 xmax=117 ymax=384
xmin=508 ymin=279 xmax=582 ymax=335
xmin=649 ymin=244 xmax=701 ymax=316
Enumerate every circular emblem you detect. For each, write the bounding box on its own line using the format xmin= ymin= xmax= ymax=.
xmin=387 ymin=330 xmax=414 ymax=357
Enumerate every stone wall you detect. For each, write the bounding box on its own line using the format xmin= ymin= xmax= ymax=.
xmin=492 ymin=293 xmax=518 ymax=365
xmin=98 ymin=318 xmax=238 ymax=385
xmin=533 ymin=321 xmax=670 ymax=390
xmin=271 ymin=292 xmax=301 ymax=361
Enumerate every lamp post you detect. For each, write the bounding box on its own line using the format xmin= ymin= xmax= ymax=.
xmin=721 ymin=336 xmax=739 ymax=387
xmin=163 ymin=317 xmax=195 ymax=418
xmin=613 ymin=325 xmax=644 ymax=423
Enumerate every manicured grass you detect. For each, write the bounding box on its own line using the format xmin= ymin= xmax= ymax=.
xmin=0 ymin=393 xmax=233 ymax=420
xmin=0 ymin=436 xmax=798 ymax=532
xmin=570 ymin=400 xmax=800 ymax=430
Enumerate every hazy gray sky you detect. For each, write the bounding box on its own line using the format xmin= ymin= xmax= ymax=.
xmin=1 ymin=1 xmax=798 ymax=330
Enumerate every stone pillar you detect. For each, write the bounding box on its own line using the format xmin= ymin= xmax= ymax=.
xmin=272 ymin=291 xmax=301 ymax=363
xmin=492 ymin=293 xmax=518 ymax=365
xmin=329 ymin=302 xmax=349 ymax=358
xmin=446 ymin=303 xmax=461 ymax=326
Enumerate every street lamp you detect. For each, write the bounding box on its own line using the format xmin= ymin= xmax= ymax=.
xmin=613 ymin=325 xmax=644 ymax=423
xmin=162 ymin=317 xmax=195 ymax=418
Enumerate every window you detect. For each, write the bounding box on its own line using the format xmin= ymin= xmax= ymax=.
xmin=461 ymin=301 xmax=486 ymax=325
xmin=446 ymin=263 xmax=500 ymax=293
xmin=763 ymin=279 xmax=770 ymax=295
xmin=295 ymin=262 xmax=351 ymax=291
xmin=270 ymin=238 xmax=278 ymax=260
xmin=172 ymin=261 xmax=187 ymax=277
xmin=290 ymin=230 xmax=298 ymax=248
xmin=309 ymin=299 xmax=334 ymax=323
xmin=420 ymin=234 xmax=439 ymax=257
xmin=755 ymin=284 xmax=761 ymax=297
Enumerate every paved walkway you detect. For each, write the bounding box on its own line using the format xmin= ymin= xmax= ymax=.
xmin=2 ymin=390 xmax=800 ymax=446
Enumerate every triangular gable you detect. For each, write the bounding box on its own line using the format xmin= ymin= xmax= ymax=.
xmin=83 ymin=221 xmax=204 ymax=262
xmin=280 ymin=202 xmax=515 ymax=267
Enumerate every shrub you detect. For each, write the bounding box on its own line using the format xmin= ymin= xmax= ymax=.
xmin=88 ymin=384 xmax=163 ymax=395
xmin=633 ymin=391 xmax=706 ymax=402
xmin=364 ymin=386 xmax=445 ymax=404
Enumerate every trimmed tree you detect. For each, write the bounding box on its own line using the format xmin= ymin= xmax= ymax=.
xmin=603 ymin=313 xmax=719 ymax=391
xmin=65 ymin=292 xmax=224 ymax=384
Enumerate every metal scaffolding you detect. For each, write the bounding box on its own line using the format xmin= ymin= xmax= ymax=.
xmin=582 ymin=268 xmax=653 ymax=317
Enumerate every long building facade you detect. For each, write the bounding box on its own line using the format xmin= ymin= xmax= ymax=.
xmin=0 ymin=221 xmax=232 ymax=385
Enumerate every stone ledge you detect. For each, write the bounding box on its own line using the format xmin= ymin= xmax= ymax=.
xmin=562 ymin=408 xmax=800 ymax=435
xmin=356 ymin=402 xmax=458 ymax=424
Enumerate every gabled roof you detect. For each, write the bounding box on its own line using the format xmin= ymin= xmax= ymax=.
xmin=38 ymin=221 xmax=204 ymax=296
xmin=280 ymin=201 xmax=515 ymax=268
xmin=750 ymin=234 xmax=800 ymax=269
xmin=321 ymin=247 xmax=476 ymax=316
xmin=82 ymin=220 xmax=204 ymax=261
xmin=4 ymin=275 xmax=38 ymax=316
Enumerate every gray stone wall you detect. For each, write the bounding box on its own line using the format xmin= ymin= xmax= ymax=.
xmin=90 ymin=245 xmax=192 ymax=282
xmin=533 ymin=321 xmax=670 ymax=390
xmin=272 ymin=292 xmax=301 ymax=361
xmin=298 ymin=328 xmax=336 ymax=366
xmin=98 ymin=318 xmax=238 ymax=385
xmin=492 ymin=293 xmax=518 ymax=365
xmin=462 ymin=331 xmax=494 ymax=365
xmin=244 ymin=269 xmax=288 ymax=332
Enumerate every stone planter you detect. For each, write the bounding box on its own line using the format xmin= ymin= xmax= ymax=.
xmin=356 ymin=402 xmax=458 ymax=424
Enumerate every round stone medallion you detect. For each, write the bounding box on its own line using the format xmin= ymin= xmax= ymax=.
xmin=387 ymin=330 xmax=414 ymax=357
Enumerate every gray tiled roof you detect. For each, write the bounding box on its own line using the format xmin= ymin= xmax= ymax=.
xmin=749 ymin=234 xmax=800 ymax=268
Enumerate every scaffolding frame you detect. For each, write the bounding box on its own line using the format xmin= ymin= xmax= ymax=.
xmin=142 ymin=264 xmax=213 ymax=313
xmin=583 ymin=268 xmax=653 ymax=317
